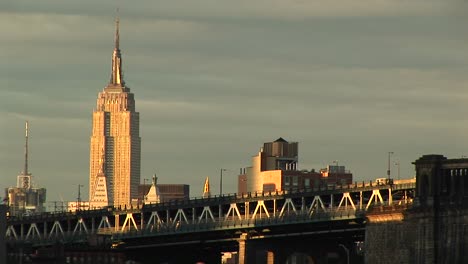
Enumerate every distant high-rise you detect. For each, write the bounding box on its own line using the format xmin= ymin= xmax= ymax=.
xmin=5 ymin=122 xmax=46 ymax=216
xmin=89 ymin=16 xmax=141 ymax=207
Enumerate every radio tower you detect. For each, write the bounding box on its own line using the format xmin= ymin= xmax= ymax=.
xmin=18 ymin=121 xmax=32 ymax=189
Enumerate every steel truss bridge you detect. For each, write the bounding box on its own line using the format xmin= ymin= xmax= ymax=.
xmin=5 ymin=180 xmax=415 ymax=249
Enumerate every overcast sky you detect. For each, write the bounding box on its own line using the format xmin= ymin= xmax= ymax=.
xmin=1 ymin=1 xmax=468 ymax=207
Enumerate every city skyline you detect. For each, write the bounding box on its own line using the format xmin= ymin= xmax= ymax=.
xmin=2 ymin=1 xmax=468 ymax=203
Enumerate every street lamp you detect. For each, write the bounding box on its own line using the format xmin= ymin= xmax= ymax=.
xmin=394 ymin=161 xmax=400 ymax=180
xmin=387 ymin=152 xmax=394 ymax=181
xmin=220 ymin=169 xmax=227 ymax=196
xmin=332 ymin=160 xmax=339 ymax=184
xmin=338 ymin=244 xmax=350 ymax=264
xmin=77 ymin=184 xmax=83 ymax=211
xmin=143 ymin=178 xmax=150 ymax=185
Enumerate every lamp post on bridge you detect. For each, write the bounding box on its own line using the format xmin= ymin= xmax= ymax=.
xmin=143 ymin=178 xmax=150 ymax=185
xmin=220 ymin=169 xmax=227 ymax=196
xmin=387 ymin=152 xmax=394 ymax=181
xmin=394 ymin=161 xmax=400 ymax=180
xmin=77 ymin=184 xmax=83 ymax=211
xmin=332 ymin=160 xmax=339 ymax=184
xmin=338 ymin=244 xmax=350 ymax=264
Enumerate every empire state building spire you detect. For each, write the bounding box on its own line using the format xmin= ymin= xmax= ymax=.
xmin=110 ymin=15 xmax=124 ymax=86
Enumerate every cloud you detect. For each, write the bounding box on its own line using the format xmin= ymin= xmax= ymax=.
xmin=0 ymin=0 xmax=453 ymax=20
xmin=1 ymin=0 xmax=468 ymax=202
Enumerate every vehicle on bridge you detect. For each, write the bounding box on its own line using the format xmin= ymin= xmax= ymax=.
xmin=375 ymin=178 xmax=393 ymax=185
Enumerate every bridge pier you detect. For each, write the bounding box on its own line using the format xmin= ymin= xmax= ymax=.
xmin=124 ymin=242 xmax=223 ymax=264
xmin=115 ymin=214 xmax=120 ymax=231
xmin=237 ymin=232 xmax=272 ymax=264
xmin=236 ymin=232 xmax=363 ymax=264
xmin=238 ymin=233 xmax=248 ymax=264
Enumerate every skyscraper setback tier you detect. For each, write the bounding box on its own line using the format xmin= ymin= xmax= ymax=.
xmin=89 ymin=17 xmax=141 ymax=208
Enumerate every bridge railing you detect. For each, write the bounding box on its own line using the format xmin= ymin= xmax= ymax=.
xmin=7 ymin=180 xmax=415 ymax=221
xmin=141 ymin=180 xmax=415 ymax=212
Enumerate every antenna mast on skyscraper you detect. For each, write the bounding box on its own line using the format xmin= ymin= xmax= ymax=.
xmin=109 ymin=7 xmax=124 ymax=85
xmin=17 ymin=121 xmax=32 ymax=189
xmin=24 ymin=121 xmax=29 ymax=175
xmin=115 ymin=8 xmax=120 ymax=51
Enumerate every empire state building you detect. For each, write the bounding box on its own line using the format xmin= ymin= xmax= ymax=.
xmin=89 ymin=17 xmax=141 ymax=207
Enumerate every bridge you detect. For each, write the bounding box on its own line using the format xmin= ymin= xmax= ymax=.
xmin=3 ymin=179 xmax=415 ymax=263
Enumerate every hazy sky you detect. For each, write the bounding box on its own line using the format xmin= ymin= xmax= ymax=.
xmin=1 ymin=1 xmax=468 ymax=206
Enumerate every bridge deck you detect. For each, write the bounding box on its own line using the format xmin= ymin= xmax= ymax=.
xmin=5 ymin=180 xmax=415 ymax=247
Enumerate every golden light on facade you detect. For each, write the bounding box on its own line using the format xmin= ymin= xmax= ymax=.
xmin=89 ymin=16 xmax=141 ymax=208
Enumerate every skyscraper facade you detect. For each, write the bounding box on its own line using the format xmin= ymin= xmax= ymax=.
xmin=89 ymin=17 xmax=141 ymax=207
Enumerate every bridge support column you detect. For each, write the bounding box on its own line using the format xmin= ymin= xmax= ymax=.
xmin=238 ymin=233 xmax=249 ymax=264
xmin=43 ymin=221 xmax=47 ymax=238
xmin=0 ymin=205 xmax=6 ymax=264
xmin=266 ymin=250 xmax=275 ymax=264
xmin=115 ymin=214 xmax=120 ymax=231
xmin=388 ymin=188 xmax=393 ymax=205
xmin=238 ymin=232 xmax=273 ymax=264
xmin=140 ymin=212 xmax=144 ymax=230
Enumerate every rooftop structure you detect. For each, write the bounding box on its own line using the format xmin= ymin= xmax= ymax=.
xmin=144 ymin=175 xmax=161 ymax=204
xmin=203 ymin=177 xmax=211 ymax=198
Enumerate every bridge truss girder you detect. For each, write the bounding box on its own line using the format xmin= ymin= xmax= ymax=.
xmin=5 ymin=181 xmax=415 ymax=245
